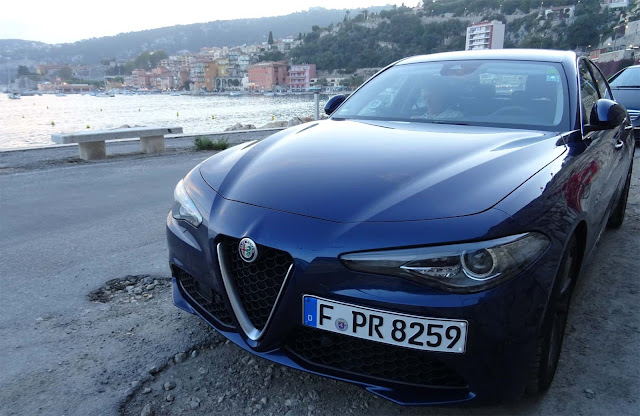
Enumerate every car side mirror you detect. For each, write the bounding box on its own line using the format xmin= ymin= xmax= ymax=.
xmin=585 ymin=99 xmax=627 ymax=132
xmin=324 ymin=95 xmax=347 ymax=115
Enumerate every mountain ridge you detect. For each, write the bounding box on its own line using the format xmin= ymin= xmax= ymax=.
xmin=0 ymin=6 xmax=392 ymax=65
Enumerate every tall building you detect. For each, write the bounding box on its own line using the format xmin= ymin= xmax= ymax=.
xmin=465 ymin=21 xmax=505 ymax=50
xmin=288 ymin=64 xmax=316 ymax=91
xmin=191 ymin=62 xmax=218 ymax=91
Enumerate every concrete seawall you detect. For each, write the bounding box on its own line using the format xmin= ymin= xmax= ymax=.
xmin=0 ymin=127 xmax=285 ymax=172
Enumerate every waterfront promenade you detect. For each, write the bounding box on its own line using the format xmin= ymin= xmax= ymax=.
xmin=0 ymin=137 xmax=638 ymax=415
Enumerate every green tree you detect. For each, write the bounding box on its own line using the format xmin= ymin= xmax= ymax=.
xmin=149 ymin=50 xmax=168 ymax=67
xmin=17 ymin=65 xmax=29 ymax=77
xmin=257 ymin=50 xmax=285 ymax=62
xmin=58 ymin=67 xmax=73 ymax=81
xmin=565 ymin=14 xmax=609 ymax=48
xmin=268 ymin=31 xmax=274 ymax=45
xmin=341 ymin=75 xmax=364 ymax=88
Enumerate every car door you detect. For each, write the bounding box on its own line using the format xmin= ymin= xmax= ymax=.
xmin=577 ymin=58 xmax=622 ymax=234
xmin=587 ymin=59 xmax=634 ymax=204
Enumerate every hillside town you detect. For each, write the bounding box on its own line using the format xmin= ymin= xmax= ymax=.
xmin=4 ymin=0 xmax=640 ymax=96
xmin=33 ymin=37 xmax=337 ymax=95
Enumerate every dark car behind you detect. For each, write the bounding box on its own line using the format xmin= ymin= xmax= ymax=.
xmin=609 ymin=64 xmax=640 ymax=144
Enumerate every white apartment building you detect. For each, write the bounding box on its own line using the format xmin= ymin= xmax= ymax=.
xmin=465 ymin=21 xmax=506 ymax=51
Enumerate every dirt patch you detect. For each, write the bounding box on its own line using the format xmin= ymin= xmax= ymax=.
xmin=88 ymin=275 xmax=171 ymax=303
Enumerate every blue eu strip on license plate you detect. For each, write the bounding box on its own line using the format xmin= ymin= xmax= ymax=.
xmin=303 ymin=296 xmax=318 ymax=327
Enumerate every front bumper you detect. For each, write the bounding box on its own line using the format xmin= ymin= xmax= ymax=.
xmin=166 ymin=191 xmax=560 ymax=405
xmin=171 ymin=276 xmax=477 ymax=405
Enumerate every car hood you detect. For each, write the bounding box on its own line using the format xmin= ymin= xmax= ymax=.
xmin=611 ymin=88 xmax=640 ymax=111
xmin=199 ymin=119 xmax=566 ymax=223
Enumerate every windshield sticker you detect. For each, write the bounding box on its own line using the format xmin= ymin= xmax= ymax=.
xmin=546 ymin=69 xmax=560 ymax=82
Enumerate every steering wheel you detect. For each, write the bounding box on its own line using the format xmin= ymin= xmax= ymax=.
xmin=491 ymin=106 xmax=529 ymax=117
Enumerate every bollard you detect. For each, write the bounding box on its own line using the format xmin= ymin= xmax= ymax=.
xmin=51 ymin=121 xmax=55 ymax=126
xmin=212 ymin=115 xmax=214 ymax=119
xmin=314 ymin=92 xmax=320 ymax=120
xmin=272 ymin=115 xmax=275 ymax=121
xmin=177 ymin=111 xmax=179 ymax=117
xmin=86 ymin=125 xmax=90 ymax=129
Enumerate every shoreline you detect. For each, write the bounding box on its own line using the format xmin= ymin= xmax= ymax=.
xmin=0 ymin=127 xmax=286 ymax=173
xmin=0 ymin=126 xmax=285 ymax=154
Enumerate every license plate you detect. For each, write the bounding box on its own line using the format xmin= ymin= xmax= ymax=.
xmin=302 ymin=296 xmax=467 ymax=353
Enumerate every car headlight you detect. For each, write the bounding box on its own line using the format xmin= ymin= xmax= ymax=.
xmin=172 ymin=179 xmax=203 ymax=227
xmin=340 ymin=232 xmax=550 ymax=293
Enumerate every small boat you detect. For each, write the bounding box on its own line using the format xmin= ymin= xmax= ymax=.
xmin=95 ymin=92 xmax=114 ymax=97
xmin=229 ymin=91 xmax=241 ymax=97
xmin=170 ymin=92 xmax=180 ymax=96
xmin=8 ymin=92 xmax=21 ymax=99
xmin=264 ymin=92 xmax=275 ymax=97
xmin=55 ymin=92 xmax=66 ymax=97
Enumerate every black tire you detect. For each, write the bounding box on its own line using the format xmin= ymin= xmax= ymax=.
xmin=607 ymin=164 xmax=632 ymax=229
xmin=526 ymin=234 xmax=579 ymax=395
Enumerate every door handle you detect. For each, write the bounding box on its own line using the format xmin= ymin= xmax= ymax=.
xmin=615 ymin=139 xmax=624 ymax=150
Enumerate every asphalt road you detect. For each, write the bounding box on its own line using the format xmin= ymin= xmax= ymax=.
xmin=0 ymin=148 xmax=638 ymax=416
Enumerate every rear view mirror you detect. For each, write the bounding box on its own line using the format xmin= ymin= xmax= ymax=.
xmin=585 ymin=99 xmax=628 ymax=132
xmin=324 ymin=95 xmax=347 ymax=115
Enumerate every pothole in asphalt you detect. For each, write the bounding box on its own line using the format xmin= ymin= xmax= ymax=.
xmin=88 ymin=274 xmax=171 ymax=304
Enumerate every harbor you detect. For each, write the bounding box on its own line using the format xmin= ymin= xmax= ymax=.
xmin=0 ymin=93 xmax=330 ymax=150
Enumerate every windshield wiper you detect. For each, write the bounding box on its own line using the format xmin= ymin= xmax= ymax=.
xmin=612 ymin=85 xmax=640 ymax=88
xmin=428 ymin=120 xmax=470 ymax=126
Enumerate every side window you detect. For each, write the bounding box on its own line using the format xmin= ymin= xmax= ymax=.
xmin=588 ymin=61 xmax=611 ymax=99
xmin=579 ymin=60 xmax=598 ymax=125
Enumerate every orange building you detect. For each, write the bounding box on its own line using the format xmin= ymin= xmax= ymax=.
xmin=247 ymin=62 xmax=288 ymax=91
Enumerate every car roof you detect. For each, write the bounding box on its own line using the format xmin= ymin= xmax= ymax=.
xmin=397 ymin=49 xmax=577 ymax=65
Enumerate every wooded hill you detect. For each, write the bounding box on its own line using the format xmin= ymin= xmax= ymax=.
xmin=290 ymin=0 xmax=626 ymax=72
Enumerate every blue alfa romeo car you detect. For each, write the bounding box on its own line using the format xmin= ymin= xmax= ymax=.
xmin=166 ymin=50 xmax=634 ymax=404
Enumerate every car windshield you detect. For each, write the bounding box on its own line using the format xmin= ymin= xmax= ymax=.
xmin=333 ymin=60 xmax=570 ymax=131
xmin=609 ymin=66 xmax=640 ymax=88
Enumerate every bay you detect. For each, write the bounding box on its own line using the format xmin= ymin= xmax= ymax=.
xmin=0 ymin=94 xmax=329 ymax=150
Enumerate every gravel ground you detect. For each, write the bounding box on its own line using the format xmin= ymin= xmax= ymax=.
xmin=1 ymin=147 xmax=638 ymax=416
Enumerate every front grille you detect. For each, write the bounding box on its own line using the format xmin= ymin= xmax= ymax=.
xmin=173 ymin=266 xmax=234 ymax=327
xmin=220 ymin=237 xmax=293 ymax=331
xmin=285 ymin=326 xmax=467 ymax=389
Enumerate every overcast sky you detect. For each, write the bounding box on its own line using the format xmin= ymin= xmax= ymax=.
xmin=1 ymin=0 xmax=419 ymax=44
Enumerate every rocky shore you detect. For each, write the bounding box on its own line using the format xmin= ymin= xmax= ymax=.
xmin=223 ymin=115 xmax=323 ymax=132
